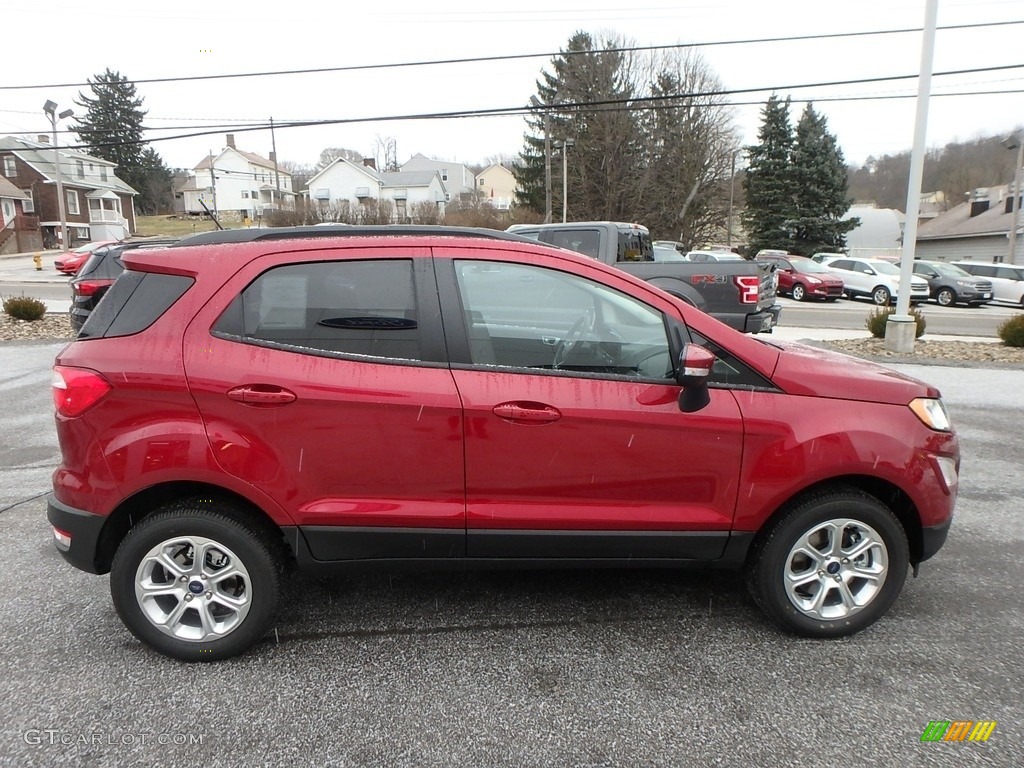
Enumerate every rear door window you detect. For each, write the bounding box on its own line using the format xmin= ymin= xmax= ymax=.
xmin=212 ymin=259 xmax=423 ymax=362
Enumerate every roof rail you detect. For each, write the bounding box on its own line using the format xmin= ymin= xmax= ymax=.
xmin=172 ymin=224 xmax=532 ymax=248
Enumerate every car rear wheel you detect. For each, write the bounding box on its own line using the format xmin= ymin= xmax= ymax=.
xmin=110 ymin=500 xmax=282 ymax=662
xmin=746 ymin=488 xmax=908 ymax=638
xmin=936 ymin=288 xmax=956 ymax=307
xmin=791 ymin=284 xmax=806 ymax=301
xmin=872 ymin=286 xmax=892 ymax=306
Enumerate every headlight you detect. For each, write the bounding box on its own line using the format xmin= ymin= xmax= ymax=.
xmin=909 ymin=397 xmax=952 ymax=431
xmin=956 ymin=280 xmax=973 ymax=288
xmin=806 ymin=276 xmax=821 ymax=284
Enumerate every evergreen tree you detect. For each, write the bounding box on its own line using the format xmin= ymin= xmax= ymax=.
xmin=790 ymin=104 xmax=857 ymax=255
xmin=742 ymin=95 xmax=797 ymax=254
xmin=74 ymin=69 xmax=172 ymax=214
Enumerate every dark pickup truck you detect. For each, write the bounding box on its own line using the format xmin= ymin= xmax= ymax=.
xmin=507 ymin=222 xmax=780 ymax=333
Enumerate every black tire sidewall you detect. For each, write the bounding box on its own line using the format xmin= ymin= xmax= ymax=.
xmin=111 ymin=510 xmax=280 ymax=662
xmin=750 ymin=493 xmax=908 ymax=638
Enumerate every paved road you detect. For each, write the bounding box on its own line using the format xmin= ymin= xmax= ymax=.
xmin=0 ymin=343 xmax=1020 ymax=766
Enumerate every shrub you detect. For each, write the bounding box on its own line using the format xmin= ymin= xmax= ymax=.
xmin=2 ymin=295 xmax=47 ymax=322
xmin=865 ymin=306 xmax=926 ymax=339
xmin=997 ymin=314 xmax=1024 ymax=347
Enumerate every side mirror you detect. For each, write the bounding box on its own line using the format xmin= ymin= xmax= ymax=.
xmin=676 ymin=344 xmax=714 ymax=413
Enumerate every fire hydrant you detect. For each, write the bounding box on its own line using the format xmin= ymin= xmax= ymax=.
xmin=33 ymin=253 xmax=42 ymax=271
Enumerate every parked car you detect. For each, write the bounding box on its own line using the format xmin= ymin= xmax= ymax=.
xmin=756 ymin=253 xmax=845 ymax=301
xmin=69 ymin=239 xmax=179 ymax=332
xmin=652 ymin=240 xmax=685 ymax=252
xmin=952 ymin=261 xmax=1024 ymax=308
xmin=911 ymin=260 xmax=993 ymax=307
xmin=48 ymin=225 xmax=958 ymax=661
xmin=686 ymin=249 xmax=747 ymax=263
xmin=54 ymin=240 xmax=119 ymax=275
xmin=823 ymin=257 xmax=930 ymax=305
xmin=653 ymin=245 xmax=688 ymax=262
xmin=810 ymin=252 xmax=846 ymax=264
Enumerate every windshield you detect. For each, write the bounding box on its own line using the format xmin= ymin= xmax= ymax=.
xmin=870 ymin=261 xmax=901 ymax=275
xmin=793 ymin=260 xmax=832 ymax=274
xmin=929 ymin=263 xmax=972 ymax=278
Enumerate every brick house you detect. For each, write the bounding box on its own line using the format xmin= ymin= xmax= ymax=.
xmin=0 ymin=174 xmax=42 ymax=254
xmin=0 ymin=136 xmax=137 ymax=248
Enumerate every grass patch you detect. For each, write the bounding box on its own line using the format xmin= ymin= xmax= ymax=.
xmin=134 ymin=215 xmax=245 ymax=239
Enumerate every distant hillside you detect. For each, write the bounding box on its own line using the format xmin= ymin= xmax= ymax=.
xmin=847 ymin=132 xmax=1022 ymax=212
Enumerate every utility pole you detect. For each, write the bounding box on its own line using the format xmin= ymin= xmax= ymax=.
xmin=270 ymin=116 xmax=281 ymax=202
xmin=1003 ymin=133 xmax=1023 ymax=265
xmin=208 ymin=150 xmax=218 ymax=220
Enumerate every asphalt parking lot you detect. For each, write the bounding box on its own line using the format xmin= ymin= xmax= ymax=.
xmin=0 ymin=342 xmax=1021 ymax=767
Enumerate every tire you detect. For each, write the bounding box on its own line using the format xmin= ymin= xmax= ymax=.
xmin=871 ymin=286 xmax=892 ymax=306
xmin=746 ymin=488 xmax=909 ymax=638
xmin=110 ymin=500 xmax=282 ymax=662
xmin=791 ymin=283 xmax=806 ymax=302
xmin=935 ymin=287 xmax=956 ymax=307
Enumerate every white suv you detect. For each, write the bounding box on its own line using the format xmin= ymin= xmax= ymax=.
xmin=953 ymin=261 xmax=1024 ymax=308
xmin=823 ymin=257 xmax=930 ymax=305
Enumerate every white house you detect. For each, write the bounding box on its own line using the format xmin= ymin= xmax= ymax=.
xmin=180 ymin=134 xmax=294 ymax=219
xmin=475 ymin=164 xmax=518 ymax=210
xmin=305 ymin=157 xmax=447 ymax=221
xmin=400 ymin=153 xmax=475 ymax=202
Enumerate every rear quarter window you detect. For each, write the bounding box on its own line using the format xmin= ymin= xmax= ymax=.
xmin=78 ymin=271 xmax=194 ymax=339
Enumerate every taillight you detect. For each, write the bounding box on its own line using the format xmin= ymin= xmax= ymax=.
xmin=52 ymin=366 xmax=111 ymax=417
xmin=73 ymin=279 xmax=114 ymax=297
xmin=734 ymin=275 xmax=760 ymax=304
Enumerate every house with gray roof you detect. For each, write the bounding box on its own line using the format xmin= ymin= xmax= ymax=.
xmin=0 ymin=135 xmax=137 ymax=247
xmin=400 ymin=153 xmax=476 ymax=202
xmin=915 ymin=184 xmax=1022 ymax=264
xmin=304 ymin=157 xmax=447 ymax=222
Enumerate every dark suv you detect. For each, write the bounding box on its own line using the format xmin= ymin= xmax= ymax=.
xmin=69 ymin=239 xmax=178 ymax=332
xmin=911 ymin=260 xmax=993 ymax=307
xmin=48 ymin=226 xmax=959 ymax=661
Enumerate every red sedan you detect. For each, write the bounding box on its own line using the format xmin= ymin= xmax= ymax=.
xmin=53 ymin=240 xmax=118 ymax=275
xmin=757 ymin=253 xmax=845 ymax=301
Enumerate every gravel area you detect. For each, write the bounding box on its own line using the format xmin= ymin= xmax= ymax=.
xmin=2 ymin=312 xmax=1022 ymax=366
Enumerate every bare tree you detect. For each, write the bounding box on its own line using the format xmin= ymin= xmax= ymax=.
xmin=317 ymin=147 xmax=364 ymax=170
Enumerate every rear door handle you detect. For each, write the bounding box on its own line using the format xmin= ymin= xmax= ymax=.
xmin=492 ymin=402 xmax=561 ymax=424
xmin=227 ymin=384 xmax=297 ymax=406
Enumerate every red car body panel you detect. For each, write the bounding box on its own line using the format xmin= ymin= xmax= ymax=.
xmin=54 ymin=240 xmax=118 ymax=275
xmin=50 ymin=234 xmax=958 ymax=572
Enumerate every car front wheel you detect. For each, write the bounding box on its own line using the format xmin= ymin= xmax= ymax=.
xmin=110 ymin=501 xmax=282 ymax=662
xmin=746 ymin=489 xmax=909 ymax=638
xmin=936 ymin=287 xmax=956 ymax=307
xmin=791 ymin=284 xmax=806 ymax=301
xmin=872 ymin=286 xmax=892 ymax=305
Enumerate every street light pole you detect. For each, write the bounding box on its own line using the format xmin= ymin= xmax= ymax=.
xmin=1002 ymin=132 xmax=1023 ymax=265
xmin=43 ymin=100 xmax=73 ymax=252
xmin=557 ymin=138 xmax=575 ymax=223
xmin=727 ymin=149 xmax=742 ymax=247
xmin=530 ymin=96 xmax=553 ymax=223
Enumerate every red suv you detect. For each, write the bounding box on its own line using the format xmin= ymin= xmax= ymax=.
xmin=48 ymin=226 xmax=959 ymax=661
xmin=756 ymin=253 xmax=845 ymax=301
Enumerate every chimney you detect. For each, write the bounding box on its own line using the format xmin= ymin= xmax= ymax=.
xmin=363 ymin=158 xmax=377 ymax=170
xmin=226 ymin=134 xmax=236 ymax=150
xmin=968 ymin=188 xmax=990 ymax=218
xmin=269 ymin=151 xmax=276 ymax=163
xmin=37 ymin=134 xmax=50 ymax=144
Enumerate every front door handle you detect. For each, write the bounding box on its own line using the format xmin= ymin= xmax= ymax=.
xmin=492 ymin=401 xmax=561 ymax=424
xmin=227 ymin=384 xmax=297 ymax=407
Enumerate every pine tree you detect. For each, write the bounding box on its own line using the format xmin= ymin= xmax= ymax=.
xmin=742 ymin=95 xmax=797 ymax=254
xmin=790 ymin=104 xmax=857 ymax=255
xmin=74 ymin=69 xmax=172 ymax=214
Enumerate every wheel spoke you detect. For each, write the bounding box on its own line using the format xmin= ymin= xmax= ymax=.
xmin=850 ymin=564 xmax=885 ymax=583
xmin=160 ymin=599 xmax=190 ymax=628
xmin=196 ymin=600 xmax=216 ymax=638
xmin=844 ymin=534 xmax=877 ymax=561
xmin=153 ymin=551 xmax=187 ymax=580
xmin=138 ymin=582 xmax=182 ymax=599
xmin=211 ymin=591 xmax=247 ymax=610
xmin=837 ymin=581 xmax=858 ymax=610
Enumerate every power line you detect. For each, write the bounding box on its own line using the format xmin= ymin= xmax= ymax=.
xmin=2 ymin=19 xmax=1021 ymax=91
xmin=45 ymin=62 xmax=1023 ymax=153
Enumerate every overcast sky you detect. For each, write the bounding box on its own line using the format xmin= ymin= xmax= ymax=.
xmin=2 ymin=0 xmax=1021 ymax=177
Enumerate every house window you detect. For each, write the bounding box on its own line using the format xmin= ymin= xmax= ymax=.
xmin=242 ymin=191 xmax=249 ymax=199
xmin=100 ymin=167 xmax=108 ymax=182
xmin=2 ymin=156 xmax=15 ymax=177
xmin=251 ymin=190 xmax=258 ymax=199
xmin=66 ymin=190 xmax=80 ymax=215
xmin=441 ymin=169 xmax=448 ymax=182
xmin=76 ymin=160 xmax=84 ymax=179
xmin=479 ymin=178 xmax=485 ymax=187
xmin=22 ymin=189 xmax=34 ymax=213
